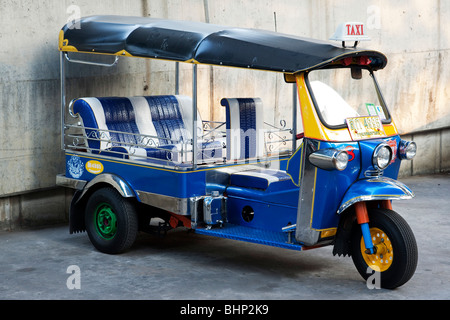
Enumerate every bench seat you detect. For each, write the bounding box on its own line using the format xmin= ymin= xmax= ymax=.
xmin=71 ymin=95 xmax=223 ymax=164
xmin=225 ymin=167 xmax=299 ymax=208
xmin=230 ymin=168 xmax=293 ymax=191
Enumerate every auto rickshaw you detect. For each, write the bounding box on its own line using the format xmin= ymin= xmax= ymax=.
xmin=57 ymin=16 xmax=418 ymax=289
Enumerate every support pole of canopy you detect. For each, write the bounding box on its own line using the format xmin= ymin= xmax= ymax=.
xmin=60 ymin=51 xmax=66 ymax=151
xmin=175 ymin=62 xmax=180 ymax=95
xmin=192 ymin=64 xmax=198 ymax=169
xmin=292 ymin=83 xmax=297 ymax=152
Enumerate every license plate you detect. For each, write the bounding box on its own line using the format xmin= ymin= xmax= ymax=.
xmin=346 ymin=116 xmax=386 ymax=140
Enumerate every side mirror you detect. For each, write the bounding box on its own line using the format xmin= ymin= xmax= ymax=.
xmin=351 ymin=67 xmax=362 ymax=80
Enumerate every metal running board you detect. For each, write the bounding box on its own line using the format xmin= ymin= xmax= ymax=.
xmin=194 ymin=223 xmax=304 ymax=251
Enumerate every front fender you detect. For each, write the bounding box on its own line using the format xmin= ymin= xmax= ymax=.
xmin=337 ymin=177 xmax=414 ymax=214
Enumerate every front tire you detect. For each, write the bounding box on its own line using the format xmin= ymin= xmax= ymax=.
xmin=85 ymin=187 xmax=138 ymax=254
xmin=351 ymin=208 xmax=418 ymax=289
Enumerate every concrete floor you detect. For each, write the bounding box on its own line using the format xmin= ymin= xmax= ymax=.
xmin=0 ymin=174 xmax=449 ymax=301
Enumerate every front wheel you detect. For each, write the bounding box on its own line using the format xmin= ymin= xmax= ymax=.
xmin=351 ymin=208 xmax=418 ymax=289
xmin=85 ymin=187 xmax=138 ymax=254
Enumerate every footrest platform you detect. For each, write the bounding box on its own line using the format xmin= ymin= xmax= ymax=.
xmin=194 ymin=223 xmax=304 ymax=251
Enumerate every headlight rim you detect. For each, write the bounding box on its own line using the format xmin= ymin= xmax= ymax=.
xmin=372 ymin=143 xmax=393 ymax=171
xmin=399 ymin=140 xmax=417 ymax=160
xmin=333 ymin=150 xmax=349 ymax=171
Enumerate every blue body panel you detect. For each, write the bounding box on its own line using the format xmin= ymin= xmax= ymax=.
xmin=358 ymin=136 xmax=402 ymax=180
xmin=66 ymin=151 xmax=296 ymax=202
xmin=66 ymin=153 xmax=207 ymax=200
xmin=226 ymin=188 xmax=298 ymax=232
xmin=309 ymin=141 xmax=360 ymax=230
xmin=223 ymin=146 xmax=301 ymax=233
xmin=304 ymin=135 xmax=408 ymax=231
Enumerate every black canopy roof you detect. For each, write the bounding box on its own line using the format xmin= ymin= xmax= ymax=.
xmin=59 ymin=15 xmax=387 ymax=73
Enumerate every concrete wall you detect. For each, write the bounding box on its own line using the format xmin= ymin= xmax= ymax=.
xmin=0 ymin=0 xmax=449 ymax=229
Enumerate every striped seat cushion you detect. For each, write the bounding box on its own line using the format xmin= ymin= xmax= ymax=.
xmin=230 ymin=169 xmax=292 ymax=190
xmin=221 ymin=98 xmax=264 ymax=161
xmin=72 ymin=95 xmax=221 ymax=163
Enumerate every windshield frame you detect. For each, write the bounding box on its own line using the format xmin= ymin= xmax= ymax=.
xmin=305 ymin=66 xmax=392 ymax=130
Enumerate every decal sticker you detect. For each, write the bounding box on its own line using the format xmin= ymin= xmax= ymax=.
xmin=365 ymin=103 xmax=377 ymax=116
xmin=375 ymin=105 xmax=387 ymax=120
xmin=365 ymin=103 xmax=386 ymax=120
xmin=86 ymin=160 xmax=104 ymax=175
xmin=67 ymin=155 xmax=84 ymax=179
xmin=344 ymin=145 xmax=356 ymax=161
xmin=387 ymin=139 xmax=398 ymax=163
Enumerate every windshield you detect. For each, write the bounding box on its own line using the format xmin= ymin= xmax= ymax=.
xmin=307 ymin=68 xmax=390 ymax=128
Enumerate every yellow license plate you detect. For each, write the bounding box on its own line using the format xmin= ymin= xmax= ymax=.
xmin=346 ymin=116 xmax=386 ymax=140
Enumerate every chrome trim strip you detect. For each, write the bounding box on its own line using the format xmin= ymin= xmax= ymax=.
xmin=56 ymin=174 xmax=87 ymax=190
xmin=337 ymin=194 xmax=413 ymax=215
xmin=136 ymin=190 xmax=192 ymax=216
xmin=337 ymin=177 xmax=415 ymax=214
xmin=58 ymin=172 xmax=194 ymax=216
xmin=81 ymin=173 xmax=135 ymax=199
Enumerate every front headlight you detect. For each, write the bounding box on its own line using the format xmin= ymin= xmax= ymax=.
xmin=335 ymin=151 xmax=349 ymax=171
xmin=399 ymin=140 xmax=417 ymax=160
xmin=372 ymin=143 xmax=393 ymax=170
xmin=309 ymin=149 xmax=349 ymax=171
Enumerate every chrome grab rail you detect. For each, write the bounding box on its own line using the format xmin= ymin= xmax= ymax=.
xmin=64 ymin=52 xmax=119 ymax=67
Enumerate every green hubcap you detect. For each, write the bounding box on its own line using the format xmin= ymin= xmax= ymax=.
xmin=94 ymin=203 xmax=118 ymax=240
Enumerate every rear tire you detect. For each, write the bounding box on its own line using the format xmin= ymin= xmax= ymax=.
xmin=351 ymin=208 xmax=418 ymax=289
xmin=85 ymin=187 xmax=138 ymax=254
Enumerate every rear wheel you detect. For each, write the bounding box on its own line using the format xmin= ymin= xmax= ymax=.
xmin=351 ymin=208 xmax=418 ymax=289
xmin=85 ymin=187 xmax=138 ymax=254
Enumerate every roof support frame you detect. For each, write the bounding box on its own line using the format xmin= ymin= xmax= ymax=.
xmin=192 ymin=64 xmax=198 ymax=170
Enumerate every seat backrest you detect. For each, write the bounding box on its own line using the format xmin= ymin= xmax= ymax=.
xmin=221 ymin=98 xmax=264 ymax=161
xmin=72 ymin=95 xmax=202 ymax=151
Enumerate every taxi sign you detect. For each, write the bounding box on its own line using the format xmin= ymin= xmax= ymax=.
xmin=330 ymin=22 xmax=371 ymax=42
xmin=346 ymin=116 xmax=386 ymax=140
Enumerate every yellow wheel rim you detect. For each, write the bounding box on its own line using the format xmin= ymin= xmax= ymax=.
xmin=360 ymin=228 xmax=394 ymax=272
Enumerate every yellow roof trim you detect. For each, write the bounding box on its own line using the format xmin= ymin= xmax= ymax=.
xmin=59 ymin=30 xmax=78 ymax=52
xmin=114 ymin=50 xmax=133 ymax=57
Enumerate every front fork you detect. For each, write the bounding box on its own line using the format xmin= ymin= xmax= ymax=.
xmin=355 ymin=200 xmax=392 ymax=254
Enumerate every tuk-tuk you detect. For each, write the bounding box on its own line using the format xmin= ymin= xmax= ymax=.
xmin=57 ymin=16 xmax=418 ymax=289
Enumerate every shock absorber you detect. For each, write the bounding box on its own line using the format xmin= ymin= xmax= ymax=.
xmin=355 ymin=202 xmax=375 ymax=254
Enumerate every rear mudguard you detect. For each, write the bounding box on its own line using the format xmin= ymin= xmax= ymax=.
xmin=69 ymin=173 xmax=135 ymax=234
xmin=79 ymin=173 xmax=136 ymax=200
xmin=337 ymin=177 xmax=414 ymax=214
